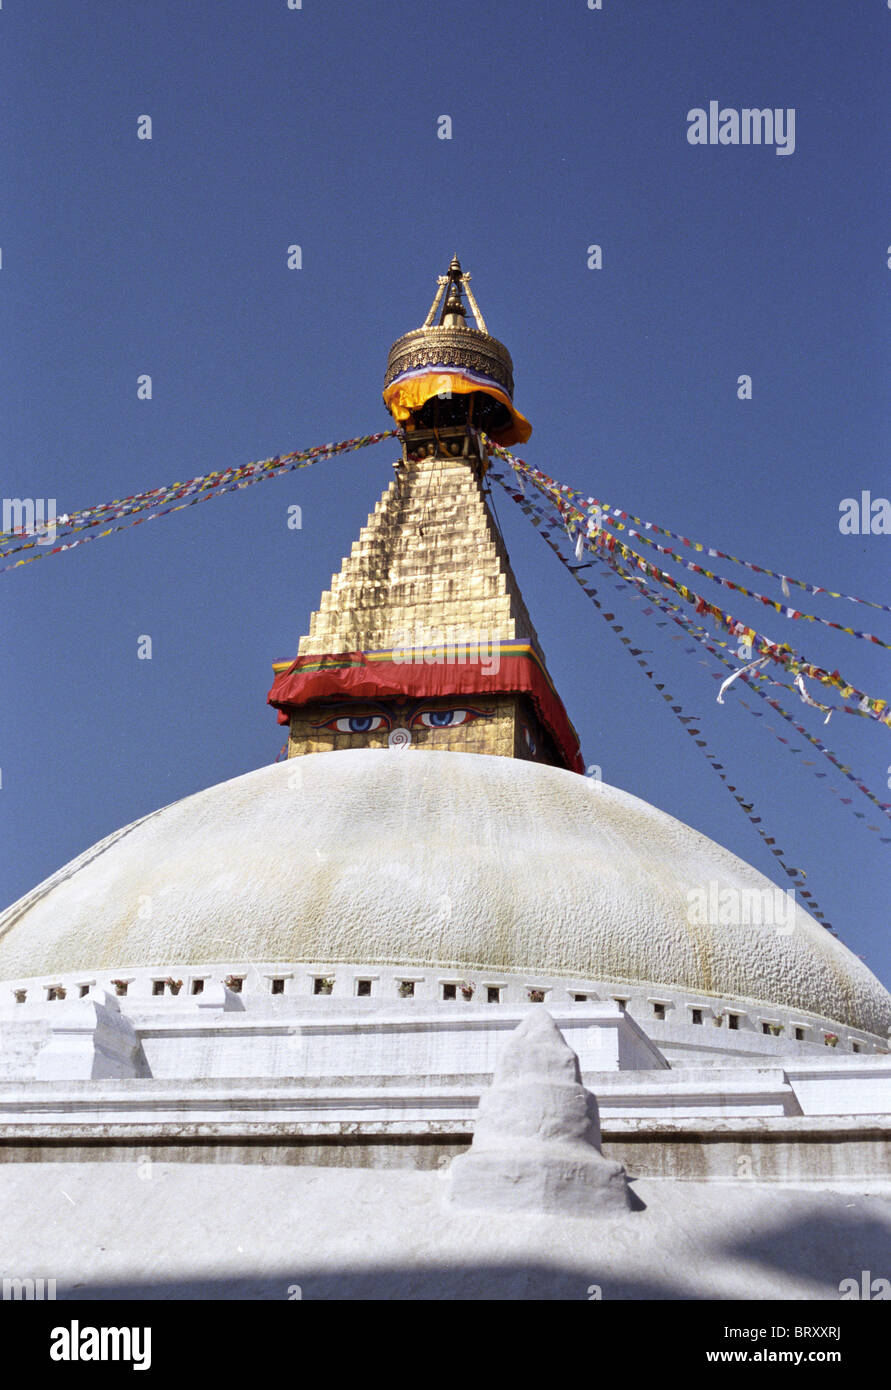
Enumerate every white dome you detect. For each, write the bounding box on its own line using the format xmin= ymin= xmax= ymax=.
xmin=0 ymin=750 xmax=888 ymax=1036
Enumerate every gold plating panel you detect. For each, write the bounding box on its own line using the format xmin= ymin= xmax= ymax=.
xmin=285 ymin=455 xmax=559 ymax=766
xmin=287 ymin=693 xmax=554 ymax=766
xmin=288 ymin=694 xmax=518 ymax=759
xmin=296 ymin=456 xmax=543 ymax=661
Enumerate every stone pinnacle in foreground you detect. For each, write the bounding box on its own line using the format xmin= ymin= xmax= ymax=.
xmin=448 ymin=1008 xmax=632 ymax=1217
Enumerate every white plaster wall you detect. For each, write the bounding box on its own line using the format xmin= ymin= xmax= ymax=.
xmin=130 ymin=1004 xmax=665 ymax=1081
xmin=0 ymin=752 xmax=887 ymax=1036
xmin=3 ymin=962 xmax=884 ymax=1080
xmin=785 ymin=1061 xmax=891 ymax=1116
xmin=0 ymin=1159 xmax=889 ymax=1299
xmin=1 ymin=1063 xmax=889 ymax=1131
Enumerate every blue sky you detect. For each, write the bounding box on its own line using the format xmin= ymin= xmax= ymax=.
xmin=2 ymin=2 xmax=889 ymax=986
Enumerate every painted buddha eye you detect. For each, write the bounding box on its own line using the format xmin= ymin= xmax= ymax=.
xmin=415 ymin=709 xmax=477 ymax=729
xmin=323 ymin=715 xmax=388 ymax=733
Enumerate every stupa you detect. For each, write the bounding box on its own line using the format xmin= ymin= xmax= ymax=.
xmin=0 ymin=260 xmax=889 ymax=1300
xmin=268 ymin=255 xmax=581 ymax=773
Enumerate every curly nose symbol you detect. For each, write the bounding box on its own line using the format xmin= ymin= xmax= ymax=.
xmin=388 ymin=728 xmax=411 ymax=749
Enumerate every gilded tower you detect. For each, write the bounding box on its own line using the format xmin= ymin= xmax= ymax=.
xmin=268 ymin=259 xmax=582 ymax=773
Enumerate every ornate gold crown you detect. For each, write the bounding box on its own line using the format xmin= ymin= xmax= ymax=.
xmin=383 ymin=256 xmax=515 ymax=396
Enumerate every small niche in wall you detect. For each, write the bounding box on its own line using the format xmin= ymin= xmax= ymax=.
xmin=356 ymin=979 xmax=372 ymax=997
xmin=14 ymin=989 xmax=26 ymax=1004
xmin=486 ymin=986 xmax=501 ymax=1004
xmin=271 ymin=978 xmax=285 ymax=995
xmin=397 ymin=980 xmax=415 ymax=998
xmin=152 ymin=980 xmax=165 ymax=996
xmin=442 ymin=983 xmax=457 ymax=1001
xmin=691 ymin=1008 xmax=703 ymax=1025
xmin=727 ymin=1014 xmax=739 ymax=1031
xmin=794 ymin=1027 xmax=805 ymax=1041
xmin=191 ymin=979 xmax=205 ymax=996
xmin=78 ymin=984 xmax=90 ymax=998
xmin=653 ymin=1002 xmax=666 ymax=1020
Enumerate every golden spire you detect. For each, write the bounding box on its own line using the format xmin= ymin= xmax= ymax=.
xmin=268 ymin=261 xmax=581 ymax=773
xmin=383 ymin=257 xmax=531 ymax=448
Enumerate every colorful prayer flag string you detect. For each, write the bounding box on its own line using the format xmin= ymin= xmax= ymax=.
xmin=484 ymin=442 xmax=891 ymax=729
xmin=485 ymin=438 xmax=891 ymax=615
xmin=493 ymin=458 xmax=891 ymax=834
xmin=589 ymin=510 xmax=890 ymax=650
xmin=0 ymin=430 xmax=398 ymax=573
xmin=595 ymin=545 xmax=891 ymax=834
xmin=489 ymin=462 xmax=866 ymax=930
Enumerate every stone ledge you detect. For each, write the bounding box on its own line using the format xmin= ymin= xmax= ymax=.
xmin=2 ymin=1113 xmax=886 ymax=1142
xmin=0 ymin=1115 xmax=888 ymax=1185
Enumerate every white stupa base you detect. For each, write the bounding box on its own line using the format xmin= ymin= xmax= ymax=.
xmin=445 ymin=1011 xmax=633 ymax=1215
xmin=33 ymin=988 xmax=142 ymax=1082
xmin=449 ymin=1142 xmax=631 ymax=1216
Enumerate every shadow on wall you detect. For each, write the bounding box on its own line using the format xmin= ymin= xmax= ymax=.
xmin=718 ymin=1206 xmax=891 ymax=1289
xmin=55 ymin=1205 xmax=891 ymax=1301
xmin=56 ymin=1266 xmax=704 ymax=1301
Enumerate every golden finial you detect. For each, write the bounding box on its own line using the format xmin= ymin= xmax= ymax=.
xmin=384 ymin=258 xmax=530 ymax=447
